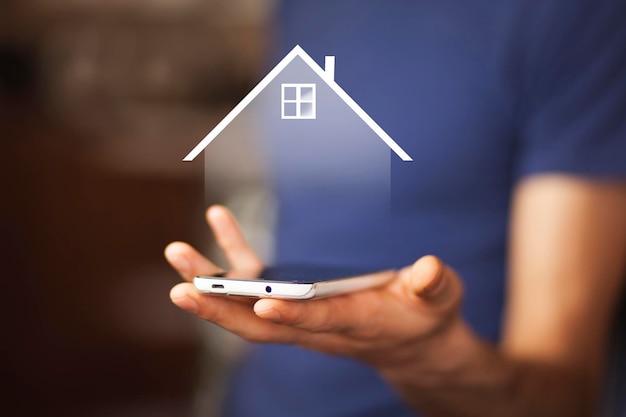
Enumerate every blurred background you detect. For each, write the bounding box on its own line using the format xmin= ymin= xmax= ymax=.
xmin=1 ymin=1 xmax=275 ymax=416
xmin=2 ymin=1 xmax=625 ymax=417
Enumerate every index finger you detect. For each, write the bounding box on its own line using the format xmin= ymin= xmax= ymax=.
xmin=207 ymin=205 xmax=264 ymax=272
xmin=164 ymin=241 xmax=222 ymax=281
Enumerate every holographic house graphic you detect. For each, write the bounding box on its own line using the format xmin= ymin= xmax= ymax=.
xmin=184 ymin=45 xmax=412 ymax=162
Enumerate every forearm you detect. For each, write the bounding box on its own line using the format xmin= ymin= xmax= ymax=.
xmin=380 ymin=319 xmax=598 ymax=417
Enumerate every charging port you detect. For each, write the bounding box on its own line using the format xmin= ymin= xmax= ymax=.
xmin=212 ymin=284 xmax=225 ymax=289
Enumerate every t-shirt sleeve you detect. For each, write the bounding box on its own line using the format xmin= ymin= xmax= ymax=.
xmin=516 ymin=0 xmax=626 ymax=179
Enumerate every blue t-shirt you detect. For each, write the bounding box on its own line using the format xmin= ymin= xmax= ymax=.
xmin=224 ymin=1 xmax=626 ymax=416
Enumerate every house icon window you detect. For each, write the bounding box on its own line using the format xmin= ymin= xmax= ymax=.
xmin=281 ymin=83 xmax=316 ymax=119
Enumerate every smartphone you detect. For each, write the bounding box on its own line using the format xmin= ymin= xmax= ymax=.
xmin=193 ymin=264 xmax=394 ymax=300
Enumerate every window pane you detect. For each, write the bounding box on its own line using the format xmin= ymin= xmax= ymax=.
xmin=300 ymin=102 xmax=314 ymax=118
xmin=283 ymin=102 xmax=298 ymax=117
xmin=283 ymin=86 xmax=297 ymax=100
xmin=300 ymin=86 xmax=314 ymax=100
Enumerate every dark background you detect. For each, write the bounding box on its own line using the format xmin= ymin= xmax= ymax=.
xmin=1 ymin=1 xmax=273 ymax=416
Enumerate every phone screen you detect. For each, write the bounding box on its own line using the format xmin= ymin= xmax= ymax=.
xmin=224 ymin=264 xmax=375 ymax=284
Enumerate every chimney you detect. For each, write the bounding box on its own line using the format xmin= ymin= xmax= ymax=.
xmin=324 ymin=56 xmax=335 ymax=81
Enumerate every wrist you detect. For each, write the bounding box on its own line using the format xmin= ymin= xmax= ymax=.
xmin=380 ymin=317 xmax=511 ymax=390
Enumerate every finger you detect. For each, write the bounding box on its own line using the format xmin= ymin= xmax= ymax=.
xmin=170 ymin=282 xmax=304 ymax=343
xmin=406 ymin=255 xmax=463 ymax=308
xmin=164 ymin=241 xmax=221 ymax=281
xmin=207 ymin=205 xmax=263 ymax=272
xmin=253 ymin=292 xmax=379 ymax=334
xmin=172 ymin=284 xmax=384 ymax=359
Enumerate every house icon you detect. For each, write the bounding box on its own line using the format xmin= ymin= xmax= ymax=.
xmin=184 ymin=45 xmax=412 ymax=162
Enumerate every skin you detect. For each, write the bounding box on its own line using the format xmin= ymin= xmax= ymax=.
xmin=166 ymin=174 xmax=626 ymax=417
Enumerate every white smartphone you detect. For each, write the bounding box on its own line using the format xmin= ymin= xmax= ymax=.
xmin=193 ymin=265 xmax=394 ymax=300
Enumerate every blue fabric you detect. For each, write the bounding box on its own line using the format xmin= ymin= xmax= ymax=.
xmin=224 ymin=1 xmax=626 ymax=416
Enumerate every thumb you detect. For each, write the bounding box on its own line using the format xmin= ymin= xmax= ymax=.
xmin=406 ymin=255 xmax=463 ymax=307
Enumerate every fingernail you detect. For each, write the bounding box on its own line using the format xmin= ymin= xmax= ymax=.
xmin=170 ymin=286 xmax=198 ymax=313
xmin=185 ymin=298 xmax=199 ymax=313
xmin=256 ymin=306 xmax=282 ymax=322
xmin=176 ymin=256 xmax=190 ymax=276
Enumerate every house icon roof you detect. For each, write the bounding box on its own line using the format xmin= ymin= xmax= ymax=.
xmin=184 ymin=45 xmax=412 ymax=162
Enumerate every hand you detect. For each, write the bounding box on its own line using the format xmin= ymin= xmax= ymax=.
xmin=165 ymin=205 xmax=466 ymax=374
